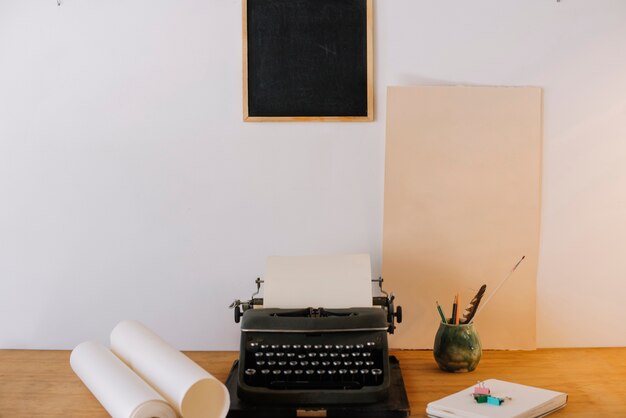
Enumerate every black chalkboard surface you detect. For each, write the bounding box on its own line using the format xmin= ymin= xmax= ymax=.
xmin=244 ymin=0 xmax=373 ymax=121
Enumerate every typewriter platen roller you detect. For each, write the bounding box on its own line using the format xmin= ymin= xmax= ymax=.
xmin=229 ymin=278 xmax=404 ymax=407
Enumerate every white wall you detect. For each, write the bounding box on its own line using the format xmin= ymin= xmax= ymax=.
xmin=1 ymin=0 xmax=625 ymax=350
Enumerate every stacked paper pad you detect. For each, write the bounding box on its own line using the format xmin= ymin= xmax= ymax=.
xmin=70 ymin=320 xmax=230 ymax=418
xmin=426 ymin=379 xmax=567 ymax=418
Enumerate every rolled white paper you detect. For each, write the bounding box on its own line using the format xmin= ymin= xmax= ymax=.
xmin=70 ymin=341 xmax=176 ymax=418
xmin=263 ymin=254 xmax=374 ymax=309
xmin=111 ymin=320 xmax=230 ymax=418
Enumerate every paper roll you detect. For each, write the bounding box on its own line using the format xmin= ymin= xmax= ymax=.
xmin=263 ymin=254 xmax=374 ymax=309
xmin=110 ymin=320 xmax=230 ymax=418
xmin=70 ymin=341 xmax=176 ymax=418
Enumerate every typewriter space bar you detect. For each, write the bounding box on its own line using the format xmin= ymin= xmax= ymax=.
xmin=269 ymin=381 xmax=362 ymax=390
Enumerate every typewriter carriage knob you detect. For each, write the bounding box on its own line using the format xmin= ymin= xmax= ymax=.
xmin=229 ymin=299 xmax=251 ymax=324
xmin=386 ymin=292 xmax=403 ymax=334
xmin=373 ymin=277 xmax=402 ymax=333
xmin=230 ymin=277 xmax=264 ymax=323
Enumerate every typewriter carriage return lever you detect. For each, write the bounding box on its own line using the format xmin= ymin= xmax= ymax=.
xmin=229 ymin=277 xmax=402 ymax=334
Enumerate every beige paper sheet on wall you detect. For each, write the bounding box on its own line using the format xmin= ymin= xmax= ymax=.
xmin=383 ymin=86 xmax=542 ymax=350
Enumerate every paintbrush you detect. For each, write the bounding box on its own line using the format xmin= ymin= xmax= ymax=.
xmin=469 ymin=256 xmax=525 ymax=324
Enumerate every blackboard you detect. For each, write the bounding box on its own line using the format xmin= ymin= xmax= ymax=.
xmin=243 ymin=0 xmax=373 ymax=121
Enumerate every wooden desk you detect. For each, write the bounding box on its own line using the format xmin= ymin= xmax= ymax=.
xmin=1 ymin=348 xmax=624 ymax=417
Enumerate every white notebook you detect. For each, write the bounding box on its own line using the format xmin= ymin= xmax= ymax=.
xmin=426 ymin=379 xmax=567 ymax=418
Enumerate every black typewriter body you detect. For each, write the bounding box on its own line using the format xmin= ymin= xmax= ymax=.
xmin=238 ymin=308 xmax=390 ymax=405
xmin=230 ymin=277 xmax=405 ymax=411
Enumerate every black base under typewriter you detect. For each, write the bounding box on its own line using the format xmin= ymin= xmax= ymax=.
xmin=226 ymin=356 xmax=410 ymax=418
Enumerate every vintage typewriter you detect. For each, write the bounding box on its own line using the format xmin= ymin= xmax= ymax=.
xmin=227 ymin=274 xmax=407 ymax=416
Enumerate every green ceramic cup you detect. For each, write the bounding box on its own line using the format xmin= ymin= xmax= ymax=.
xmin=433 ymin=321 xmax=482 ymax=372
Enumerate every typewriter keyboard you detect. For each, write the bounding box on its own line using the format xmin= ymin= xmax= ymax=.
xmin=242 ymin=338 xmax=386 ymax=390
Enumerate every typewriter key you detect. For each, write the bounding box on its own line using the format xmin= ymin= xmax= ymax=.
xmin=314 ymin=344 xmax=323 ymax=350
xmin=257 ymin=360 xmax=265 ymax=366
xmin=329 ymin=352 xmax=339 ymax=358
xmin=265 ymin=352 xmax=274 ymax=358
xmin=245 ymin=368 xmax=256 ymax=376
xmin=335 ymin=345 xmax=344 ymax=350
xmin=286 ymin=352 xmax=295 ymax=358
xmin=343 ymin=361 xmax=352 ymax=367
xmin=324 ymin=344 xmax=333 ymax=350
xmin=362 ymin=352 xmax=372 ymax=358
xmin=303 ymin=345 xmax=312 ymax=350
xmin=327 ymin=369 xmax=337 ymax=376
xmin=338 ymin=369 xmax=347 ymax=382
xmin=289 ymin=360 xmax=298 ymax=367
xmin=371 ymin=368 xmax=382 ymax=384
xmin=349 ymin=369 xmax=358 ymax=376
xmin=354 ymin=361 xmax=363 ymax=366
xmin=275 ymin=352 xmax=284 ymax=358
xmin=332 ymin=360 xmax=342 ymax=367
xmin=360 ymin=369 xmax=369 ymax=383
xmin=297 ymin=354 xmax=306 ymax=359
xmin=308 ymin=352 xmax=317 ymax=358
xmin=249 ymin=342 xmax=259 ymax=349
xmin=366 ymin=341 xmax=376 ymax=347
xmin=267 ymin=361 xmax=276 ymax=366
xmin=300 ymin=361 xmax=309 ymax=367
xmin=271 ymin=344 xmax=280 ymax=350
xmin=310 ymin=361 xmax=319 ymax=367
xmin=292 ymin=344 xmax=302 ymax=350
xmin=260 ymin=344 xmax=269 ymax=350
xmin=260 ymin=369 xmax=270 ymax=384
xmin=282 ymin=344 xmax=290 ymax=350
xmin=345 ymin=345 xmax=354 ymax=351
xmin=351 ymin=352 xmax=360 ymax=357
xmin=283 ymin=369 xmax=292 ymax=375
xmin=294 ymin=369 xmax=303 ymax=376
xmin=355 ymin=344 xmax=364 ymax=350
xmin=278 ymin=361 xmax=286 ymax=366
xmin=272 ymin=369 xmax=281 ymax=375
xmin=322 ymin=361 xmax=330 ymax=367
xmin=317 ymin=369 xmax=326 ymax=375
xmin=365 ymin=360 xmax=374 ymax=366
xmin=254 ymin=352 xmax=264 ymax=358
xmin=340 ymin=353 xmax=350 ymax=358
xmin=305 ymin=369 xmax=315 ymax=375
xmin=318 ymin=352 xmax=328 ymax=358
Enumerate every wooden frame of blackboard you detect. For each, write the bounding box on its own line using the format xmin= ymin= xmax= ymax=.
xmin=243 ymin=0 xmax=373 ymax=122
